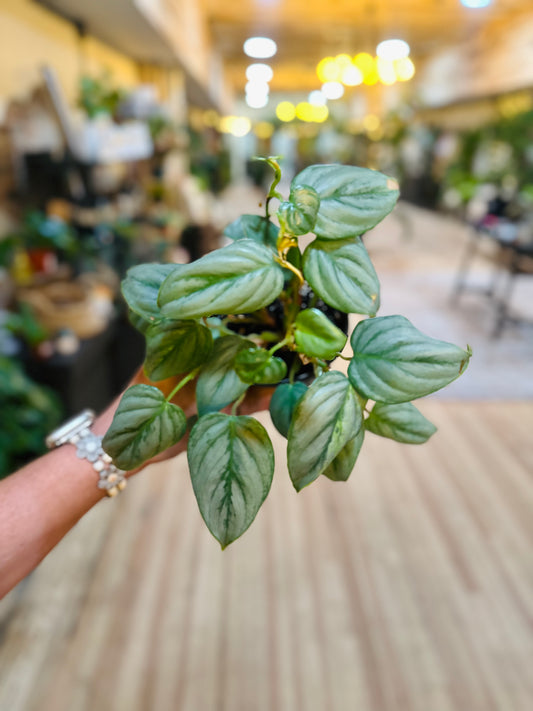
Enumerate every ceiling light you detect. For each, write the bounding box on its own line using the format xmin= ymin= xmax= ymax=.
xmin=276 ymin=101 xmax=296 ymax=122
xmin=377 ymin=58 xmax=397 ymax=85
xmin=461 ymin=0 xmax=491 ymax=6
xmin=341 ymin=64 xmax=363 ymax=87
xmin=243 ymin=37 xmax=277 ymax=59
xmin=317 ymin=57 xmax=340 ymax=83
xmin=394 ymin=57 xmax=415 ymax=81
xmin=322 ymin=81 xmax=344 ymax=100
xmin=245 ymin=63 xmax=274 ymax=82
xmin=219 ymin=116 xmax=251 ymax=137
xmin=246 ymin=94 xmax=269 ymax=109
xmin=308 ymin=90 xmax=327 ymax=106
xmin=376 ymin=39 xmax=410 ymax=61
xmin=245 ymin=81 xmax=270 ymax=98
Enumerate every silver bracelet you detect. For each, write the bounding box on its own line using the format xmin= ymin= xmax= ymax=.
xmin=46 ymin=409 xmax=127 ymax=497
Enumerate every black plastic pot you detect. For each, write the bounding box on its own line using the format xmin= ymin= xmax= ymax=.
xmin=226 ymin=285 xmax=349 ymax=385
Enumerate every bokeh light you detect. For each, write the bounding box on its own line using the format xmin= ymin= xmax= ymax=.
xmin=276 ymin=101 xmax=296 ymax=122
xmin=243 ymin=37 xmax=277 ymax=59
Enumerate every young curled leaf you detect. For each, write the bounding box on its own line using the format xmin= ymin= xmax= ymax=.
xmin=188 ymin=413 xmax=274 ymax=548
xmin=302 ymin=237 xmax=380 ymax=315
xmin=234 ymin=347 xmax=287 ymax=385
xmin=269 ymin=381 xmax=308 ymax=438
xmin=144 ymin=320 xmax=213 ymax=381
xmin=287 ymin=371 xmax=362 ymax=491
xmin=102 ymin=384 xmax=187 ymax=470
xmin=348 ymin=315 xmax=471 ymax=403
xmin=293 ymin=164 xmax=399 ymax=238
xmin=158 ymin=240 xmax=285 ymax=320
xmin=365 ymin=402 xmax=437 ymax=444
xmin=322 ymin=428 xmax=364 ymax=482
xmin=294 ymin=308 xmax=347 ymax=360
xmin=277 ymin=184 xmax=320 ymax=236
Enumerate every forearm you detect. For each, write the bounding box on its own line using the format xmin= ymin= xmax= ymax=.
xmin=0 ymin=408 xmax=116 ymax=598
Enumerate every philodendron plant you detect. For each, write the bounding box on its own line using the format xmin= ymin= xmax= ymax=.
xmin=103 ymin=158 xmax=471 ymax=548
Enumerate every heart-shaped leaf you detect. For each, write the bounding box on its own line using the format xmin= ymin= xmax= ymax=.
xmin=122 ymin=263 xmax=178 ymax=321
xmin=196 ymin=335 xmax=250 ymax=415
xmin=144 ymin=320 xmax=213 ymax=381
xmin=102 ymin=384 xmax=187 ymax=470
xmin=365 ymin=402 xmax=437 ymax=443
xmin=234 ymin=347 xmax=287 ymax=384
xmin=348 ymin=315 xmax=471 ymax=403
xmin=269 ymin=381 xmax=308 ymax=438
xmin=293 ymin=164 xmax=399 ymax=238
xmin=322 ymin=428 xmax=364 ymax=482
xmin=287 ymin=371 xmax=362 ymax=491
xmin=223 ymin=214 xmax=279 ymax=249
xmin=294 ymin=308 xmax=347 ymax=360
xmin=188 ymin=413 xmax=274 ymax=548
xmin=302 ymin=237 xmax=380 ymax=315
xmin=277 ymin=184 xmax=320 ymax=236
xmin=158 ymin=240 xmax=285 ymax=320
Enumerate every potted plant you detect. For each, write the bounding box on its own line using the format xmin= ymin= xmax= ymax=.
xmin=103 ymin=158 xmax=471 ymax=548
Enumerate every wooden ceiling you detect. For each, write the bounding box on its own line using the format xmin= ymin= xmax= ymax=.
xmin=203 ymin=0 xmax=533 ymax=92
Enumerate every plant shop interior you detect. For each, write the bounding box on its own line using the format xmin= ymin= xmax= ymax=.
xmin=1 ymin=0 xmax=532 ymax=708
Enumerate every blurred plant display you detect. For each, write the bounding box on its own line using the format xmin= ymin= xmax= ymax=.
xmin=0 ymin=356 xmax=62 ymax=478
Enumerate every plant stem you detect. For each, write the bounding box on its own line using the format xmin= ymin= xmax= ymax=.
xmin=288 ymin=355 xmax=302 ymax=384
xmin=268 ymin=335 xmax=292 ymax=356
xmin=165 ymin=368 xmax=201 ymax=402
xmin=231 ymin=392 xmax=246 ymax=415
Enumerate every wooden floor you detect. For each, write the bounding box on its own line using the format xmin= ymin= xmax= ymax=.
xmin=0 ymin=401 xmax=532 ymax=711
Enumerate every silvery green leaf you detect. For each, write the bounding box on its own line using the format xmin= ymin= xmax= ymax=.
xmin=365 ymin=402 xmax=437 ymax=444
xmin=348 ymin=315 xmax=471 ymax=403
xmin=188 ymin=413 xmax=274 ymax=548
xmin=158 ymin=240 xmax=284 ymax=319
xmin=294 ymin=308 xmax=347 ymax=360
xmin=322 ymin=428 xmax=364 ymax=482
xmin=302 ymin=237 xmax=380 ymax=315
xmin=293 ymin=164 xmax=399 ymax=238
xmin=223 ymin=214 xmax=279 ymax=249
xmin=122 ymin=263 xmax=178 ymax=321
xmin=287 ymin=371 xmax=362 ymax=491
xmin=269 ymin=381 xmax=308 ymax=438
xmin=128 ymin=309 xmax=153 ymax=336
xmin=196 ymin=335 xmax=250 ymax=415
xmin=277 ymin=184 xmax=320 ymax=236
xmin=234 ymin=347 xmax=287 ymax=385
xmin=102 ymin=384 xmax=186 ymax=470
xmin=144 ymin=320 xmax=213 ymax=381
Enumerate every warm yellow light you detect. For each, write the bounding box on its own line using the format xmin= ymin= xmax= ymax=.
xmin=363 ymin=114 xmax=381 ymax=132
xmin=394 ymin=57 xmax=415 ymax=81
xmin=294 ymin=102 xmax=329 ymax=123
xmin=296 ymin=102 xmax=313 ymax=122
xmin=219 ymin=115 xmax=251 ymax=137
xmin=377 ymin=57 xmax=397 ymax=85
xmin=276 ymin=101 xmax=296 ymax=122
xmin=317 ymin=56 xmax=340 ymax=83
xmin=335 ymin=53 xmax=353 ymax=69
xmin=353 ymin=53 xmax=375 ymax=75
xmin=254 ymin=121 xmax=274 ymax=139
xmin=203 ymin=109 xmax=219 ymax=128
xmin=312 ymin=104 xmax=329 ymax=123
xmin=341 ymin=63 xmax=363 ymax=87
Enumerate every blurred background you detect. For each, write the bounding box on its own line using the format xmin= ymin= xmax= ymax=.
xmin=0 ymin=1 xmax=532 ymax=710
